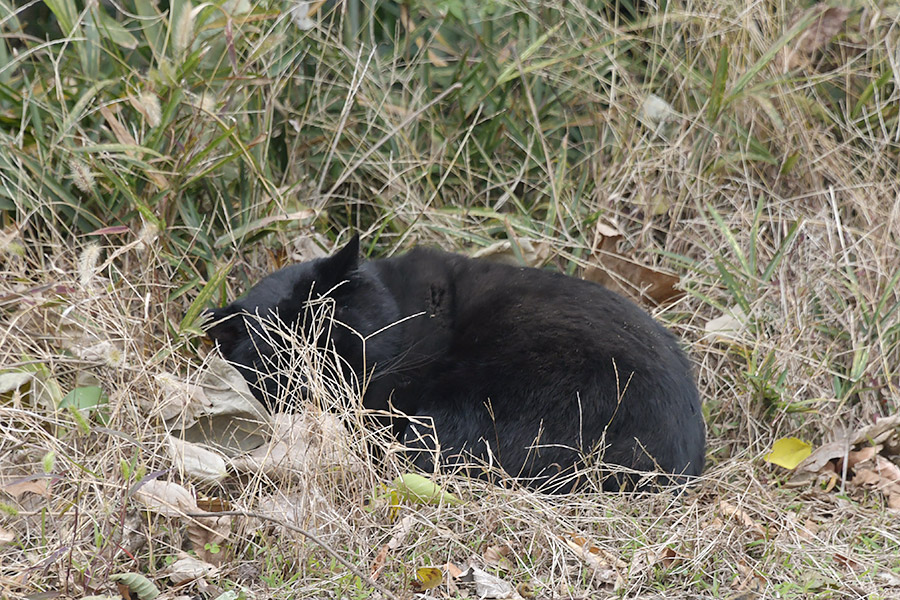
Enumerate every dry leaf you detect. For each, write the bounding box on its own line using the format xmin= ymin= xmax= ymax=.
xmin=889 ymin=493 xmax=900 ymax=511
xmin=166 ymin=555 xmax=218 ymax=584
xmin=472 ymin=238 xmax=552 ymax=268
xmin=794 ymin=440 xmax=848 ymax=474
xmin=834 ymin=551 xmax=862 ymax=571
xmin=188 ymin=514 xmax=232 ymax=565
xmin=0 ymin=371 xmax=32 ymax=394
xmin=844 ymin=445 xmax=881 ymax=470
xmin=231 ymin=411 xmax=356 ymax=479
xmin=852 ymin=414 xmax=900 ymax=446
xmin=561 ymin=533 xmax=625 ymax=586
xmin=133 ymin=479 xmax=198 ymax=517
xmin=483 ymin=544 xmax=513 ymax=569
xmin=717 ymin=500 xmax=766 ymax=539
xmin=0 ymin=527 xmax=14 ymax=544
xmin=370 ymin=545 xmax=389 ymax=580
xmin=704 ymin=307 xmax=747 ymax=342
xmin=584 ymin=256 xmax=682 ymax=306
xmin=167 ymin=436 xmax=228 ymax=483
xmin=173 ymin=355 xmax=272 ymax=456
xmin=470 ymin=567 xmax=514 ymax=599
xmin=2 ymin=477 xmax=51 ymax=499
xmin=444 ymin=562 xmax=464 ymax=578
xmin=781 ymin=4 xmax=850 ymax=71
xmin=586 ymin=218 xmax=681 ymax=305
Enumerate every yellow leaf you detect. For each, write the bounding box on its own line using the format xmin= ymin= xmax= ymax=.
xmin=415 ymin=567 xmax=443 ymax=590
xmin=764 ymin=437 xmax=812 ymax=469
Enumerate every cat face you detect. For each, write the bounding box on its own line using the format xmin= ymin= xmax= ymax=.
xmin=205 ymin=235 xmax=402 ymax=408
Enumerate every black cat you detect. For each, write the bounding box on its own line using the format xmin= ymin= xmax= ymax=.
xmin=205 ymin=235 xmax=705 ymax=492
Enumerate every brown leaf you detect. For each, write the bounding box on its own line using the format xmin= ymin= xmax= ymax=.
xmin=483 ymin=544 xmax=513 ymax=568
xmin=852 ymin=467 xmax=881 ymax=488
xmin=717 ymin=500 xmax=767 ymax=540
xmin=584 ymin=257 xmax=682 ymax=306
xmin=796 ymin=6 xmax=850 ymax=55
xmin=834 ymin=551 xmax=862 ymax=571
xmin=370 ymin=544 xmax=389 ymax=580
xmin=889 ymin=493 xmax=900 ymax=511
xmin=561 ymin=532 xmax=625 ymax=585
xmin=2 ymin=477 xmax=51 ymax=499
xmin=794 ymin=440 xmax=848 ymax=474
xmin=188 ymin=514 xmax=232 ymax=565
xmin=781 ymin=4 xmax=850 ymax=71
xmin=852 ymin=414 xmax=900 ymax=446
xmin=843 ymin=445 xmax=881 ymax=470
xmin=444 ymin=562 xmax=463 ymax=578
xmin=587 ymin=218 xmax=682 ymax=305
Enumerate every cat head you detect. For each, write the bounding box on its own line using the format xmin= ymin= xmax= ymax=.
xmin=205 ymin=234 xmax=401 ymax=408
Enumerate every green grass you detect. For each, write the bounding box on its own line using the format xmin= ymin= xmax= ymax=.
xmin=2 ymin=0 xmax=900 ymax=597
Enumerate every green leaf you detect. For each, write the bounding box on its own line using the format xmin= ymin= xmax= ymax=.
xmin=707 ymin=45 xmax=728 ymax=122
xmin=180 ymin=263 xmax=233 ymax=333
xmin=59 ymin=386 xmax=106 ymax=411
xmin=99 ymin=9 xmax=139 ymax=49
xmin=764 ymin=437 xmax=812 ymax=469
xmin=110 ymin=572 xmax=161 ymax=600
xmin=390 ymin=473 xmax=462 ymax=506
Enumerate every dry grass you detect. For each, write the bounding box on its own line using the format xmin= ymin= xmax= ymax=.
xmin=2 ymin=0 xmax=900 ymax=598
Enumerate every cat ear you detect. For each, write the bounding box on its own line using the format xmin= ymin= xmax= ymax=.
xmin=327 ymin=233 xmax=360 ymax=277
xmin=204 ymin=305 xmax=244 ymax=353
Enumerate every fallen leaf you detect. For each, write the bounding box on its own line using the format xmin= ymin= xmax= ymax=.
xmin=444 ymin=562 xmax=464 ymax=578
xmin=472 ymin=238 xmax=552 ymax=268
xmin=370 ymin=545 xmax=389 ymax=580
xmin=640 ymin=93 xmax=676 ymax=128
xmin=188 ymin=513 xmax=232 ymax=565
xmin=166 ymin=555 xmax=218 ymax=584
xmin=585 ymin=219 xmax=682 ymax=305
xmin=414 ymin=567 xmax=443 ymax=591
xmin=561 ymin=533 xmax=625 ymax=586
xmin=584 ymin=256 xmax=682 ymax=306
xmin=2 ymin=477 xmax=51 ymax=499
xmin=231 ymin=411 xmax=358 ymax=480
xmin=781 ymin=5 xmax=850 ymax=70
xmin=704 ymin=307 xmax=748 ymax=342
xmin=173 ymin=356 xmax=272 ymax=455
xmin=390 ymin=473 xmax=462 ymax=506
xmin=132 ymin=479 xmax=198 ymax=517
xmin=517 ymin=582 xmax=536 ymax=598
xmin=718 ymin=501 xmax=767 ymax=539
xmin=888 ymin=493 xmax=900 ymax=511
xmin=110 ymin=572 xmax=161 ymax=600
xmin=852 ymin=414 xmax=900 ymax=446
xmin=0 ymin=371 xmax=32 ymax=394
xmin=483 ymin=544 xmax=513 ymax=569
xmin=764 ymin=437 xmax=812 ymax=469
xmin=844 ymin=445 xmax=881 ymax=470
xmin=470 ymin=566 xmax=514 ymax=599
xmin=0 ymin=527 xmax=14 ymax=544
xmin=795 ymin=440 xmax=848 ymax=474
xmin=167 ymin=436 xmax=228 ymax=484
xmin=834 ymin=551 xmax=862 ymax=571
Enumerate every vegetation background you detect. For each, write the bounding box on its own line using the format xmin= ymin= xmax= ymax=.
xmin=1 ymin=0 xmax=900 ymax=597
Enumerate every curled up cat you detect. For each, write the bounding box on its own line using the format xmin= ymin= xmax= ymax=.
xmin=205 ymin=235 xmax=706 ymax=492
